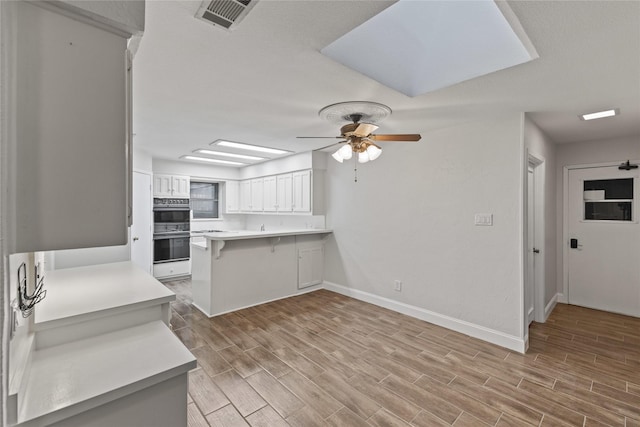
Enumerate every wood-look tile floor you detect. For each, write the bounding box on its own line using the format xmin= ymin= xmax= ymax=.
xmin=162 ymin=279 xmax=640 ymax=427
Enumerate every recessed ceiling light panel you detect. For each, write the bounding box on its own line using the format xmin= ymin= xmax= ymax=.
xmin=195 ymin=149 xmax=265 ymax=161
xmin=212 ymin=139 xmax=290 ymax=155
xmin=579 ymin=109 xmax=619 ymax=121
xmin=181 ymin=155 xmax=246 ymax=166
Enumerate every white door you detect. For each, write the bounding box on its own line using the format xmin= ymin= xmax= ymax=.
xmin=131 ymin=171 xmax=152 ymax=274
xmin=567 ymin=166 xmax=640 ymax=316
xmin=526 ymin=167 xmax=535 ymax=325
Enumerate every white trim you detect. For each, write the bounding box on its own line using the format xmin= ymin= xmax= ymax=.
xmin=544 ymin=293 xmax=559 ymax=322
xmin=193 ymin=285 xmax=323 ymax=318
xmin=323 ymin=281 xmax=526 ymax=353
xmin=557 ymin=293 xmax=567 ymax=304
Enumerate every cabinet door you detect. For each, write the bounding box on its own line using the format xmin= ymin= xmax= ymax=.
xmin=172 ymin=175 xmax=190 ymax=198
xmin=263 ymin=176 xmax=278 ymax=212
xmin=240 ymin=180 xmax=252 ymax=211
xmin=292 ymin=170 xmax=312 ymax=213
xmin=251 ymin=178 xmax=264 ymax=212
xmin=11 ymin=2 xmax=129 ymax=252
xmin=153 ymin=175 xmax=173 ymax=198
xmin=276 ymin=173 xmax=293 ymax=212
xmin=225 ymin=181 xmax=240 ymax=213
xmin=298 ymin=247 xmax=324 ymax=289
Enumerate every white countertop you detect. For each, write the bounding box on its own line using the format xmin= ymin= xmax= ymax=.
xmin=195 ymin=228 xmax=332 ymax=241
xmin=35 ymin=261 xmax=175 ymax=330
xmin=19 ymin=321 xmax=196 ymax=426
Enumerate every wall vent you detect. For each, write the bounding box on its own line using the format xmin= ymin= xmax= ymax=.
xmin=196 ymin=0 xmax=257 ymax=30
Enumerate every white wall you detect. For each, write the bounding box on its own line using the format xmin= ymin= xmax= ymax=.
xmin=555 ymin=135 xmax=640 ymax=299
xmin=523 ymin=116 xmax=557 ymax=315
xmin=324 ymin=113 xmax=526 ymax=350
xmin=133 ymin=146 xmax=153 ymax=173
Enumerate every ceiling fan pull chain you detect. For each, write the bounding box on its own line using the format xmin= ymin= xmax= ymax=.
xmin=354 ymin=156 xmax=358 ymax=182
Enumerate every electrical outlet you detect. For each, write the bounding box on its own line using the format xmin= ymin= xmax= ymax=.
xmin=394 ymin=280 xmax=402 ymax=292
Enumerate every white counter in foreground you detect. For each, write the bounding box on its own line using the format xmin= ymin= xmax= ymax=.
xmin=191 ymin=229 xmax=332 ymax=316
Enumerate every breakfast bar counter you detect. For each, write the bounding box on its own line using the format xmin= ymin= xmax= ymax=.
xmin=191 ymin=229 xmax=332 ymax=316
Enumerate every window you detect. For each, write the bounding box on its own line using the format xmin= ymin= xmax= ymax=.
xmin=190 ymin=182 xmax=219 ymax=219
xmin=583 ymin=178 xmax=633 ymax=221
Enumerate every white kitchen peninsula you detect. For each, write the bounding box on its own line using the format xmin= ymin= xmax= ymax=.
xmin=191 ymin=229 xmax=331 ymax=316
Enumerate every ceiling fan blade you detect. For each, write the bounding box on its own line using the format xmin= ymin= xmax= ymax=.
xmin=313 ymin=141 xmax=347 ymax=152
xmin=368 ymin=134 xmax=421 ymax=142
xmin=354 ymin=123 xmax=378 ymax=136
xmin=296 ymin=136 xmax=342 ymax=139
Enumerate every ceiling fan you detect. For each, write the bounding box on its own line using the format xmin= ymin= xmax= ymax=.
xmin=297 ymin=101 xmax=421 ymax=164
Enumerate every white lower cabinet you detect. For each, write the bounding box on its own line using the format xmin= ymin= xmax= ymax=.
xmin=298 ymin=246 xmax=324 ymax=289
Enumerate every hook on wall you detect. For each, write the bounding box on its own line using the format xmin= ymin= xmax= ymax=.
xmin=618 ymin=160 xmax=638 ymax=170
xmin=16 ymin=262 xmax=46 ymax=318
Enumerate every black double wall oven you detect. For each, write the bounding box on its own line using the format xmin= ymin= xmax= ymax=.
xmin=153 ymin=198 xmax=190 ymax=264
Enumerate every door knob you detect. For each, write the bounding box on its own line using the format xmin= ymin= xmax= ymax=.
xmin=570 ymin=238 xmax=582 ymax=249
xmin=133 ymin=237 xmax=139 ymax=242
xmin=533 ymin=248 xmax=540 ymax=254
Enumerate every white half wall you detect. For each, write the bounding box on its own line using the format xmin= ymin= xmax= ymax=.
xmin=324 ymin=113 xmax=526 ymax=350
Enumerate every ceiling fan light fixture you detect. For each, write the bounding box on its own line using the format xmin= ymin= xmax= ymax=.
xmin=366 ymin=144 xmax=382 ymax=161
xmin=358 ymin=151 xmax=370 ymax=163
xmin=332 ymin=149 xmax=345 ymax=163
xmin=338 ymin=144 xmax=353 ymax=160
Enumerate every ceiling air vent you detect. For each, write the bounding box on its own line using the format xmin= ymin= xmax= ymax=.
xmin=196 ymin=0 xmax=257 ymax=30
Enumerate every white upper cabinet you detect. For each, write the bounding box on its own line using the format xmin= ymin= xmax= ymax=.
xmin=263 ymin=176 xmax=278 ymax=212
xmin=225 ymin=181 xmax=240 ymax=213
xmin=276 ymin=173 xmax=293 ymax=213
xmin=153 ymin=174 xmax=190 ymax=198
xmin=250 ymin=178 xmax=264 ymax=212
xmin=171 ymin=176 xmax=190 ymax=198
xmin=8 ymin=1 xmax=134 ymax=253
xmin=240 ymin=180 xmax=252 ymax=212
xmin=235 ymin=169 xmax=321 ymax=216
xmin=292 ymin=170 xmax=312 ymax=213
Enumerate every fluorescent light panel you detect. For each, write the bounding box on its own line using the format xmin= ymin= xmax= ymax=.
xmin=213 ymin=140 xmax=289 ymax=155
xmin=195 ymin=149 xmax=265 ymax=161
xmin=580 ymin=109 xmax=618 ymax=121
xmin=181 ymin=155 xmax=245 ymax=166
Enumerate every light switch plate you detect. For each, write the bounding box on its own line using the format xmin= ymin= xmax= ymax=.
xmin=474 ymin=213 xmax=493 ymax=226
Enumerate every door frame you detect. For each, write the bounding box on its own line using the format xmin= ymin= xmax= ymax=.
xmin=561 ymin=160 xmax=640 ymax=302
xmin=525 ymin=152 xmax=545 ymax=325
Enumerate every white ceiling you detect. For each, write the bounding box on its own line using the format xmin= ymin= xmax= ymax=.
xmin=133 ymin=0 xmax=640 ymax=164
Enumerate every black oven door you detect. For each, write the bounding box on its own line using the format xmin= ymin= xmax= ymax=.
xmin=153 ymin=209 xmax=190 ymax=224
xmin=153 ymin=234 xmax=190 ymax=263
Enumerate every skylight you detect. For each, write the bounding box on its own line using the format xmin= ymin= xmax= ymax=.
xmin=321 ymin=0 xmax=538 ymax=97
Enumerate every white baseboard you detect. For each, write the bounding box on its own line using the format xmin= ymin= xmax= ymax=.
xmin=556 ymin=292 xmax=567 ymax=304
xmin=323 ymin=281 xmax=526 ymax=353
xmin=544 ymin=293 xmax=559 ymax=321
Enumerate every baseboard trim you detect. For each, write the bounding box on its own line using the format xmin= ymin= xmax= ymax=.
xmin=544 ymin=293 xmax=559 ymax=322
xmin=556 ymin=293 xmax=567 ymax=304
xmin=323 ymin=281 xmax=526 ymax=353
xmin=195 ymin=285 xmax=324 ymax=318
